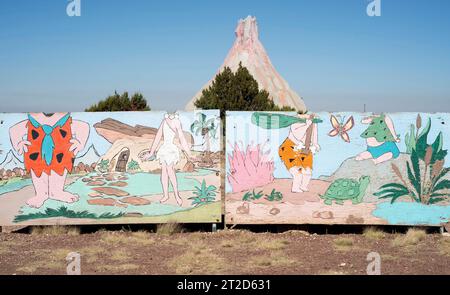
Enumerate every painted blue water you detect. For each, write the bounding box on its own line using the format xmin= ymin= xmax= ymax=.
xmin=0 ymin=178 xmax=32 ymax=195
xmin=373 ymin=202 xmax=450 ymax=225
xmin=16 ymin=169 xmax=216 ymax=219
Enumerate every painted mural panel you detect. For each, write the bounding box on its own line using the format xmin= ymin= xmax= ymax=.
xmin=0 ymin=111 xmax=221 ymax=226
xmin=225 ymin=111 xmax=450 ymax=226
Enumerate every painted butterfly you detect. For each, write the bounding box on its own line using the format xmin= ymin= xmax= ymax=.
xmin=328 ymin=115 xmax=355 ymax=143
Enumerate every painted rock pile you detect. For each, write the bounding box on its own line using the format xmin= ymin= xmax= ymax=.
xmin=83 ymin=173 xmax=151 ymax=208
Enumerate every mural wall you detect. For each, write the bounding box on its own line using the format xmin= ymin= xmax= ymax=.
xmin=226 ymin=111 xmax=450 ymax=226
xmin=0 ymin=111 xmax=222 ymax=226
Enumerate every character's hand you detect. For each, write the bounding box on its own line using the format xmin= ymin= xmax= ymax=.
xmin=361 ymin=117 xmax=373 ymax=124
xmin=185 ymin=151 xmax=193 ymax=162
xmin=146 ymin=152 xmax=156 ymax=161
xmin=140 ymin=150 xmax=156 ymax=161
xmin=311 ymin=144 xmax=321 ymax=154
xmin=16 ymin=140 xmax=31 ymax=155
xmin=395 ymin=137 xmax=401 ymax=143
xmin=69 ymin=139 xmax=84 ymax=156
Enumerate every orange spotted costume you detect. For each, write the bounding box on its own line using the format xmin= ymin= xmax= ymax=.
xmin=24 ymin=113 xmax=74 ymax=177
xmin=278 ymin=138 xmax=313 ymax=172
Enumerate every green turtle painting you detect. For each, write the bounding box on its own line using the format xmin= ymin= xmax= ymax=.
xmin=320 ymin=176 xmax=370 ymax=205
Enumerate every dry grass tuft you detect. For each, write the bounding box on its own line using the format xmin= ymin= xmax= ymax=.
xmin=96 ymin=264 xmax=140 ymax=273
xmin=0 ymin=246 xmax=9 ymax=255
xmin=167 ymin=236 xmax=191 ymax=246
xmin=0 ymin=240 xmax=17 ymax=255
xmin=168 ymin=247 xmax=228 ymax=274
xmin=15 ymin=249 xmax=68 ymax=274
xmin=256 ymin=239 xmax=289 ymax=251
xmin=317 ymin=270 xmax=346 ymax=275
xmin=52 ymin=248 xmax=75 ymax=260
xmin=392 ymin=228 xmax=427 ymax=247
xmin=44 ymin=246 xmax=104 ymax=265
xmin=16 ymin=266 xmax=38 ymax=274
xmin=233 ymin=230 xmax=257 ymax=244
xmin=438 ymin=237 xmax=450 ymax=257
xmin=31 ymin=226 xmax=80 ymax=236
xmin=284 ymin=230 xmax=310 ymax=236
xmin=333 ymin=237 xmax=354 ymax=251
xmin=363 ymin=227 xmax=386 ymax=240
xmin=248 ymin=251 xmax=296 ymax=268
xmin=100 ymin=230 xmax=154 ymax=246
xmin=381 ymin=254 xmax=398 ymax=261
xmin=156 ymin=222 xmax=183 ymax=235
xmin=109 ymin=249 xmax=131 ymax=262
xmin=220 ymin=240 xmax=234 ymax=248
xmin=79 ymin=246 xmax=105 ymax=263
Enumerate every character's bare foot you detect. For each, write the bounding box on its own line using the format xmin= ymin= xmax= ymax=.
xmin=300 ymin=187 xmax=310 ymax=192
xmin=175 ymin=194 xmax=183 ymax=206
xmin=372 ymin=153 xmax=393 ymax=165
xmin=26 ymin=195 xmax=48 ymax=208
xmin=373 ymin=158 xmax=388 ymax=165
xmin=160 ymin=194 xmax=170 ymax=203
xmin=356 ymin=151 xmax=372 ymax=161
xmin=49 ymin=191 xmax=79 ymax=203
xmin=292 ymin=188 xmax=304 ymax=193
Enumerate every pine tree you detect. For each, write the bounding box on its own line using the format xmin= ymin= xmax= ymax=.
xmin=86 ymin=91 xmax=151 ymax=112
xmin=194 ymin=63 xmax=295 ymax=119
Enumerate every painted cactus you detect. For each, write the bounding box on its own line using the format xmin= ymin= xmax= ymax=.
xmin=227 ymin=142 xmax=274 ymax=193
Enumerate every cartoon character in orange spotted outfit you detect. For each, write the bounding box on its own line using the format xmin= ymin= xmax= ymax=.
xmin=9 ymin=113 xmax=90 ymax=208
xmin=278 ymin=114 xmax=320 ymax=193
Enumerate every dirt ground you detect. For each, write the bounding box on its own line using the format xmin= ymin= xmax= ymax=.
xmin=226 ymin=179 xmax=384 ymax=225
xmin=0 ymin=226 xmax=449 ymax=275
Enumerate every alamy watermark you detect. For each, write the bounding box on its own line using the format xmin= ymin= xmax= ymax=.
xmin=67 ymin=0 xmax=81 ymax=17
xmin=366 ymin=252 xmax=381 ymax=275
xmin=66 ymin=252 xmax=81 ymax=275
xmin=367 ymin=0 xmax=381 ymax=17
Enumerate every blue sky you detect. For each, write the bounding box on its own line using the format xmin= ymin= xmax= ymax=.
xmin=0 ymin=0 xmax=449 ymax=113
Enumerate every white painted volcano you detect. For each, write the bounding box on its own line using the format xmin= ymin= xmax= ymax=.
xmin=186 ymin=16 xmax=306 ymax=111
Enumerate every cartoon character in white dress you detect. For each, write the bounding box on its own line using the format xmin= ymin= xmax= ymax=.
xmin=145 ymin=113 xmax=192 ymax=206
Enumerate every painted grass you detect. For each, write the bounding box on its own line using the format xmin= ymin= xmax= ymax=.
xmin=14 ymin=206 xmax=124 ymax=223
xmin=12 ymin=201 xmax=221 ymax=226
xmin=115 ymin=202 xmax=221 ymax=224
